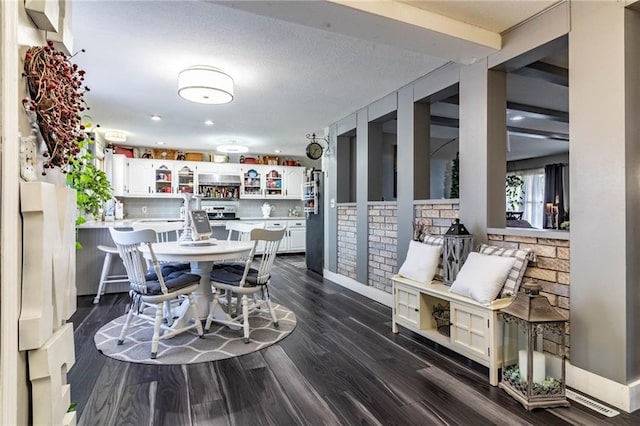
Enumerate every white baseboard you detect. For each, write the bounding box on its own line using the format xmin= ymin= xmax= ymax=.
xmin=323 ymin=270 xmax=393 ymax=307
xmin=566 ymin=361 xmax=640 ymax=413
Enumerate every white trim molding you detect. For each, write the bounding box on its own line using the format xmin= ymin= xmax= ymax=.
xmin=324 ymin=270 xmax=393 ymax=307
xmin=566 ymin=361 xmax=640 ymax=413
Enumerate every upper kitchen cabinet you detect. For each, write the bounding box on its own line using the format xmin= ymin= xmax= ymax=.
xmin=175 ymin=163 xmax=197 ymax=195
xmin=153 ymin=161 xmax=176 ymax=195
xmin=126 ymin=158 xmax=156 ymax=195
xmin=264 ymin=167 xmax=284 ymax=198
xmin=283 ymin=166 xmax=304 ymax=199
xmin=125 ymin=158 xmax=186 ymax=196
xmin=240 ymin=164 xmax=305 ymax=199
xmin=240 ymin=165 xmax=264 ymax=199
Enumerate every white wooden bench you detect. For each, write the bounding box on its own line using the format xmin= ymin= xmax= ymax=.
xmin=392 ymin=274 xmax=513 ymax=385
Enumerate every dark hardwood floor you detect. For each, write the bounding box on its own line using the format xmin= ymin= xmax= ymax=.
xmin=69 ymin=255 xmax=638 ymax=425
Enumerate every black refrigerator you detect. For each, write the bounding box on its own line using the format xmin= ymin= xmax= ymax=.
xmin=305 ymin=170 xmax=324 ymax=276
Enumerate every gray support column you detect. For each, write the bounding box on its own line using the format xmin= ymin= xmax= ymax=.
xmin=356 ymin=109 xmax=369 ymax=284
xmin=327 ymin=124 xmax=338 ymax=273
xmin=570 ymin=2 xmax=640 ymax=384
xmin=414 ymin=103 xmax=430 ymax=200
xmin=368 ymin=122 xmax=383 ymax=201
xmin=459 ymin=59 xmax=506 ymax=237
xmin=396 ymin=86 xmax=415 ymax=265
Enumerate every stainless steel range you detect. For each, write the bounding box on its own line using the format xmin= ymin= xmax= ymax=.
xmin=202 ymin=205 xmax=238 ymax=221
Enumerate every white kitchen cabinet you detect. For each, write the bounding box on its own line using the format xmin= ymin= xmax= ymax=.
xmin=126 ymin=158 xmax=156 ymax=195
xmin=251 ymin=219 xmax=305 ymax=253
xmin=240 ymin=166 xmax=264 ymax=199
xmin=286 ymin=219 xmax=306 ymax=252
xmin=283 ymin=166 xmax=304 ymax=199
xmin=263 ymin=167 xmax=285 ymax=198
xmin=240 ymin=165 xmax=305 ymax=199
xmin=174 ymin=162 xmax=197 ymax=195
xmin=109 ymin=153 xmax=127 ymax=196
xmin=152 ymin=161 xmax=175 ymax=195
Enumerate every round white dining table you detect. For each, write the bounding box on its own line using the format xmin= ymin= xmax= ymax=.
xmin=139 ymin=240 xmax=253 ymax=320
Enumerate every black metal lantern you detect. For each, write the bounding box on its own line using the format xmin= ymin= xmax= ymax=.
xmin=500 ymin=281 xmax=569 ymax=410
xmin=443 ymin=219 xmax=473 ymax=284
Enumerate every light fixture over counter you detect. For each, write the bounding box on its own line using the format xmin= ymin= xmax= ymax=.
xmin=216 ymin=143 xmax=248 ymax=153
xmin=178 ymin=65 xmax=234 ymax=104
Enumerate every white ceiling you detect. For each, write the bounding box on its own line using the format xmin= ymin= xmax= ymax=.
xmin=71 ymin=0 xmax=563 ymax=158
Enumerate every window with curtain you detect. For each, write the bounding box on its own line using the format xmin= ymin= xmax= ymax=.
xmin=507 ymin=168 xmax=545 ymax=228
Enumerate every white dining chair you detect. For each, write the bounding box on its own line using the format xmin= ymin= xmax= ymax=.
xmin=109 ymin=228 xmax=203 ymax=359
xmin=132 ymin=221 xmax=184 ymax=242
xmin=225 ymin=221 xmax=265 ymax=242
xmin=132 ymin=221 xmax=189 ymax=323
xmin=205 ymin=228 xmax=285 ymax=343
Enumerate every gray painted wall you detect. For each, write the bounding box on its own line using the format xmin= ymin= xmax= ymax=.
xmin=326 ymin=0 xmax=640 ymax=389
xmin=570 ymin=2 xmax=639 ymax=383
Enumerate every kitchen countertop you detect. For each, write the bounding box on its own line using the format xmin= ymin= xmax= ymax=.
xmin=79 ymin=216 xmax=305 ymax=229
xmin=240 ymin=216 xmax=305 ymax=221
xmin=78 ymin=218 xmax=183 ymax=229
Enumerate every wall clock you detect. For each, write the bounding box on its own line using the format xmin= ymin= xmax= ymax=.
xmin=306 ymin=141 xmax=324 ymax=160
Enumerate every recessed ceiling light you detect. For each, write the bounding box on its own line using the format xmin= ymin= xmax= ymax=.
xmin=510 ymin=115 xmax=524 ymax=121
xmin=274 ymin=149 xmax=281 ymax=154
xmin=151 ymin=115 xmax=162 ymax=121
xmin=156 ymin=141 xmax=165 ymax=145
xmin=204 ymin=120 xmax=214 ymax=126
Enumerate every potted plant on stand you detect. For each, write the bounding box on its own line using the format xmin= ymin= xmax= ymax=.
xmin=506 ymin=175 xmax=525 ymax=220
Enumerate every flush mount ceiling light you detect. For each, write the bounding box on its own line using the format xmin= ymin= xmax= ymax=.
xmin=204 ymin=120 xmax=214 ymax=126
xmin=150 ymin=115 xmax=162 ymax=121
xmin=104 ymin=129 xmax=127 ymax=143
xmin=216 ymin=143 xmax=248 ymax=154
xmin=178 ymin=65 xmax=234 ymax=104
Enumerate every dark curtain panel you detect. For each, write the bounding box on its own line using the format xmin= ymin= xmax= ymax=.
xmin=544 ymin=164 xmax=565 ymax=228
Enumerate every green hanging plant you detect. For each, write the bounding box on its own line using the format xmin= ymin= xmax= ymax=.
xmin=66 ymin=133 xmax=112 ymax=229
xmin=506 ymin=175 xmax=525 ymax=211
xmin=450 ymin=152 xmax=459 ymax=198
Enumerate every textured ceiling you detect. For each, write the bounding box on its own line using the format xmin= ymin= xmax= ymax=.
xmin=400 ymin=0 xmax=559 ymax=32
xmin=71 ymin=0 xmax=563 ymax=158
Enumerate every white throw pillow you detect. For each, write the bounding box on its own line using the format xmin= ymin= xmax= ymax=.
xmin=398 ymin=240 xmax=441 ymax=283
xmin=449 ymin=252 xmax=516 ymax=305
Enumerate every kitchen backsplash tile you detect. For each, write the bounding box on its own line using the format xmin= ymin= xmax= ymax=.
xmin=120 ymin=197 xmax=303 ymax=219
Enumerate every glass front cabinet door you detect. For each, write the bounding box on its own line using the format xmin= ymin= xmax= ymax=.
xmin=176 ymin=165 xmax=195 ymax=194
xmin=154 ymin=163 xmax=174 ymax=194
xmin=264 ymin=168 xmax=284 ymax=198
xmin=241 ymin=167 xmax=263 ymax=198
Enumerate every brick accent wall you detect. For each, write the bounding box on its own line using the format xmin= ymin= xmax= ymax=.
xmin=367 ymin=204 xmax=397 ymax=293
xmin=414 ymin=201 xmax=460 ymax=236
xmin=337 ymin=205 xmax=357 ymax=279
xmin=487 ymin=234 xmax=571 ymax=359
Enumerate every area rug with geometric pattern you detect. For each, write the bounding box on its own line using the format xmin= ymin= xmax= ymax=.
xmin=94 ymin=303 xmax=296 ymax=365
